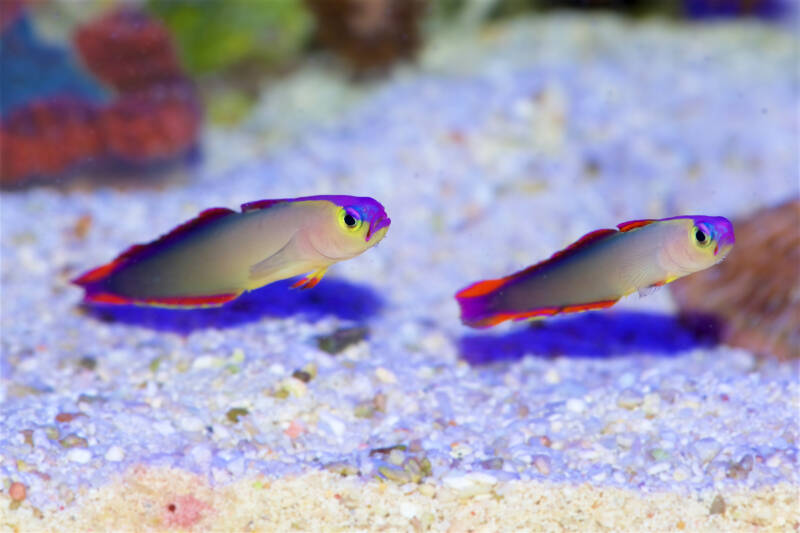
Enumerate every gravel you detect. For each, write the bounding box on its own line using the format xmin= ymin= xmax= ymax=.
xmin=1 ymin=14 xmax=798 ymax=518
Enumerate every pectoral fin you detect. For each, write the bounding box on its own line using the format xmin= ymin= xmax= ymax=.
xmin=291 ymin=268 xmax=328 ymax=290
xmin=248 ymin=237 xmax=298 ymax=281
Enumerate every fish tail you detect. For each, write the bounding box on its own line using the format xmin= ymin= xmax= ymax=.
xmin=457 ymin=277 xmax=622 ymax=328
xmin=455 ymin=278 xmax=510 ymax=328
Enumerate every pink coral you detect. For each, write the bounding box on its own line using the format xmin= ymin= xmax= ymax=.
xmin=100 ymin=82 xmax=200 ymax=163
xmin=74 ymin=8 xmax=182 ymax=92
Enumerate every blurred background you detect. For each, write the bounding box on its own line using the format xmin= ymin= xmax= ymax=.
xmin=1 ymin=0 xmax=795 ymax=188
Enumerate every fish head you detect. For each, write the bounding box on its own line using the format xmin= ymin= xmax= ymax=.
xmin=689 ymin=215 xmax=735 ymax=261
xmin=308 ymin=196 xmax=391 ymax=260
xmin=667 ymin=215 xmax=735 ymax=273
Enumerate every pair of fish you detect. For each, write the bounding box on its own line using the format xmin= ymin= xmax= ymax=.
xmin=73 ymin=195 xmax=735 ymax=329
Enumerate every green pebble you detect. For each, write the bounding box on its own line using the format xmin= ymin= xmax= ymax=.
xmin=226 ymin=408 xmax=250 ymax=424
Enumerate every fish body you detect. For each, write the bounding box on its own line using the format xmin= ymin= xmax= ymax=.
xmin=456 ymin=216 xmax=735 ymax=328
xmin=73 ymin=195 xmax=390 ymax=307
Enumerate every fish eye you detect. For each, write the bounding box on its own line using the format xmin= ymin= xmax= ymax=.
xmin=694 ymin=226 xmax=711 ymax=247
xmin=341 ymin=208 xmax=361 ymax=229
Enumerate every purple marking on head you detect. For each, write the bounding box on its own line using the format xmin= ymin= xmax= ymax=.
xmin=242 ymin=195 xmax=390 ymax=242
xmin=307 ymin=195 xmax=390 ymax=242
xmin=691 ymin=215 xmax=734 ymax=254
xmin=662 ymin=215 xmax=735 ymax=254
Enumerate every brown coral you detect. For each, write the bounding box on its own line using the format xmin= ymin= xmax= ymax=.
xmin=305 ymin=0 xmax=425 ymax=74
xmin=671 ymin=199 xmax=800 ymax=360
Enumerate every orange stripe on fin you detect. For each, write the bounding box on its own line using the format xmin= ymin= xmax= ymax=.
xmin=72 ymin=263 xmax=117 ymax=285
xmin=84 ymin=292 xmax=240 ymax=307
xmin=561 ymin=299 xmax=618 ymax=313
xmin=464 ymin=308 xmax=560 ymax=328
xmin=617 ymin=219 xmax=656 ymax=232
xmin=456 ymin=278 xmax=508 ymax=298
xmin=140 ymin=293 xmax=240 ymax=307
xmin=84 ymin=292 xmax=132 ymax=305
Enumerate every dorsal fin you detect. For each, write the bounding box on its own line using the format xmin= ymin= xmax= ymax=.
xmin=505 ymin=228 xmax=618 ymax=283
xmin=115 ymin=207 xmax=235 ymax=262
xmin=241 ymin=199 xmax=289 ymax=212
xmin=72 ymin=207 xmax=235 ymax=287
xmin=617 ymin=219 xmax=656 ymax=232
xmin=547 ymin=228 xmax=618 ymax=262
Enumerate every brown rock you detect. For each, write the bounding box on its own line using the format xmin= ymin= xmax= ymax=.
xmin=671 ymin=199 xmax=799 ymax=360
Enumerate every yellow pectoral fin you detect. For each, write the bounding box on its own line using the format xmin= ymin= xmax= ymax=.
xmin=291 ymin=267 xmax=328 ymax=290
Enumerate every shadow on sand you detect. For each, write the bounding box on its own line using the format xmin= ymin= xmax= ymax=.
xmin=80 ymin=277 xmax=383 ymax=334
xmin=458 ymin=311 xmax=722 ymax=365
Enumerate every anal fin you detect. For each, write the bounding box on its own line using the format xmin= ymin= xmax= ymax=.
xmin=83 ymin=291 xmax=240 ymax=308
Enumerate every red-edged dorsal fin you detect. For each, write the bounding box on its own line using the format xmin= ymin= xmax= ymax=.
xmin=548 ymin=228 xmax=618 ymax=262
xmin=71 ymin=207 xmax=235 ymax=287
xmin=114 ymin=207 xmax=235 ymax=263
xmin=617 ymin=219 xmax=657 ymax=232
xmin=503 ymin=228 xmax=618 ymax=284
xmin=241 ymin=199 xmax=289 ymax=212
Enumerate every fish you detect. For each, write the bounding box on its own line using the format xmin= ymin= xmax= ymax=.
xmin=455 ymin=215 xmax=735 ymax=328
xmin=72 ymin=195 xmax=391 ymax=307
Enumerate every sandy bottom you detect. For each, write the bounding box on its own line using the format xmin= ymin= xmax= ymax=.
xmin=2 ymin=467 xmax=798 ymax=532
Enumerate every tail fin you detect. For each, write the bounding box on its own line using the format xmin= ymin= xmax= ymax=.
xmin=455 ymin=278 xmax=509 ymax=328
xmin=456 ymin=277 xmax=620 ymax=328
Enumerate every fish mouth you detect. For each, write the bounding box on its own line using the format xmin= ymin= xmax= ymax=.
xmin=714 ymin=226 xmax=735 ymax=256
xmin=366 ymin=215 xmax=391 ymax=242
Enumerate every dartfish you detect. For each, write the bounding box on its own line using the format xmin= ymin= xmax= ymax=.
xmin=456 ymin=216 xmax=735 ymax=328
xmin=73 ymin=195 xmax=391 ymax=307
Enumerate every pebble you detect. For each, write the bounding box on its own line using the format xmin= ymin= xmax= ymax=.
xmin=647 ymin=462 xmax=671 ymax=476
xmin=565 ymin=398 xmax=586 ymax=414
xmin=318 ymin=412 xmax=346 ymax=439
xmin=642 ymin=394 xmax=661 ymax=417
xmin=153 ymin=421 xmax=175 ymax=436
xmin=388 ymin=448 xmax=406 ymax=466
xmin=673 ymin=466 xmax=691 ymax=482
xmin=616 ymin=389 xmax=644 ymax=409
xmin=616 ymin=434 xmax=635 ymax=449
xmin=442 ymin=473 xmax=497 ymax=497
xmin=375 ymin=367 xmax=397 ymax=384
xmin=544 ymin=369 xmax=561 ymax=385
xmin=532 ymin=455 xmax=551 ymax=476
xmin=190 ymin=445 xmax=212 ymax=467
xmin=709 ymin=494 xmax=726 ymax=515
xmin=66 ymin=448 xmax=92 ymax=464
xmin=693 ymin=438 xmax=723 ymax=464
xmin=104 ymin=446 xmax=125 ymax=462
xmin=180 ymin=416 xmax=206 ymax=433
